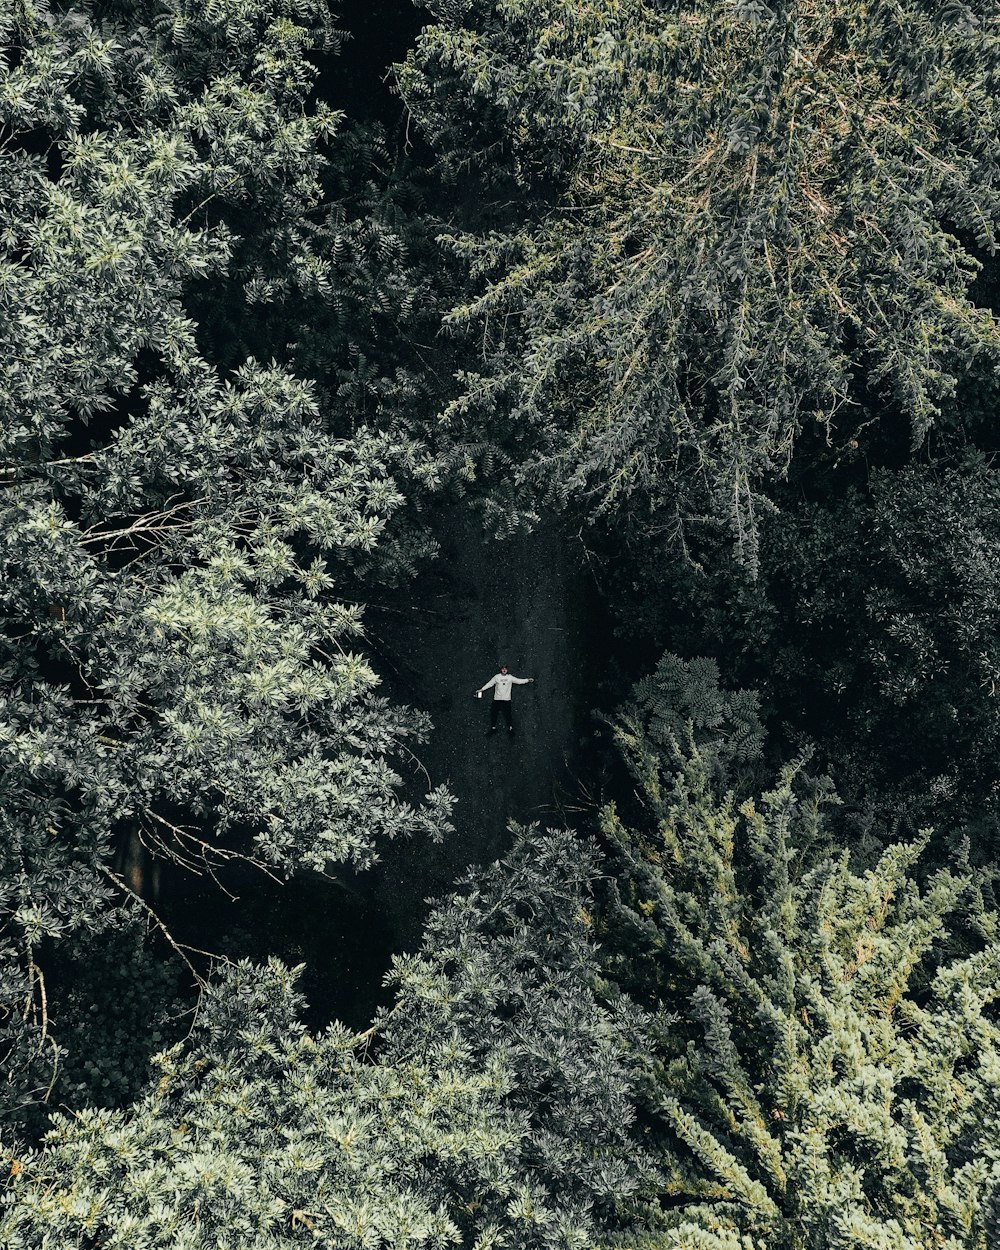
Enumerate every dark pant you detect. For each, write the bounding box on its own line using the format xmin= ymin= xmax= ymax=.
xmin=490 ymin=699 xmax=513 ymax=731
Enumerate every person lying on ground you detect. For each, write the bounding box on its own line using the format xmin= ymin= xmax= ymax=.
xmin=476 ymin=665 xmax=534 ymax=734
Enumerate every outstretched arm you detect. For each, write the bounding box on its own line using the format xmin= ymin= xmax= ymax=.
xmin=477 ymin=675 xmax=499 ymax=694
xmin=510 ymin=676 xmax=534 ymax=684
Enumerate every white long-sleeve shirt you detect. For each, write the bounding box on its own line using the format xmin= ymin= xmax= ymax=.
xmin=479 ymin=673 xmax=530 ymax=701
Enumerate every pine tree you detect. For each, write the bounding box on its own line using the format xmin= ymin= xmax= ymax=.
xmin=0 ymin=0 xmax=451 ymax=1118
xmin=601 ymin=660 xmax=1000 ymax=1248
xmin=401 ymin=0 xmax=1000 ymax=565
xmin=0 ymin=830 xmax=656 ymax=1250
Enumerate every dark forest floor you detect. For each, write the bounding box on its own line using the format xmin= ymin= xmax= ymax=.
xmin=368 ymin=506 xmax=603 ymax=951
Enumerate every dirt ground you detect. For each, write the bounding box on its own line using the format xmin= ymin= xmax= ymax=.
xmin=366 ymin=506 xmax=603 ymax=949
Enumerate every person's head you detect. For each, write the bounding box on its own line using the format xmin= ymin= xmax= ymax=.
xmin=499 ymin=664 xmax=508 ymax=674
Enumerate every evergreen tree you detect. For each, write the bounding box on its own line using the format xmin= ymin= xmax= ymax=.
xmin=0 ymin=0 xmax=451 ymax=1117
xmin=402 ymin=0 xmax=1000 ymax=564
xmin=0 ymin=830 xmax=656 ymax=1250
xmin=615 ymin=459 xmax=1000 ymax=845
xmin=601 ymin=660 xmax=1000 ymax=1247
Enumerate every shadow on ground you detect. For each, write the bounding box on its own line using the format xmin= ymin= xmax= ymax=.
xmin=367 ymin=506 xmax=606 ymax=950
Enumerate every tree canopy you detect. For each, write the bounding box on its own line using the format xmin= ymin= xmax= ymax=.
xmin=5 ymin=1 xmax=1000 ymax=1245
xmin=1 ymin=831 xmax=655 ymax=1250
xmin=602 ymin=666 xmax=1000 ymax=1248
xmin=1 ymin=0 xmax=450 ymax=1114
xmin=402 ymin=0 xmax=1000 ymax=562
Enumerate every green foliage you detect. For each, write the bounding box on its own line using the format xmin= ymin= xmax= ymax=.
xmin=0 ymin=830 xmax=656 ymax=1250
xmin=600 ymin=669 xmax=1000 ymax=1248
xmin=621 ymin=460 xmax=1000 ymax=839
xmin=403 ymin=0 xmax=1000 ymax=563
xmin=7 ymin=4 xmax=1000 ymax=1246
xmin=758 ymin=464 xmax=1000 ymax=829
xmin=0 ymin=0 xmax=452 ymax=1119
xmin=43 ymin=914 xmax=184 ymax=1114
xmin=614 ymin=654 xmax=764 ymax=789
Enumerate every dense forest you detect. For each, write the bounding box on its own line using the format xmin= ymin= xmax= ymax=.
xmin=4 ymin=0 xmax=1000 ymax=1245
